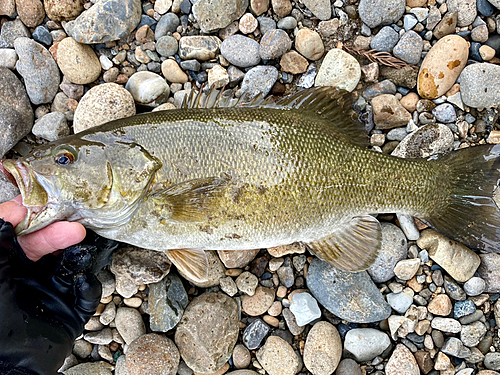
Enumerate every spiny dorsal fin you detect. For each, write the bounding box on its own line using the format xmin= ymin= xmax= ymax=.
xmin=167 ymin=249 xmax=208 ymax=282
xmin=182 ymin=85 xmax=274 ymax=109
xmin=306 ymin=215 xmax=381 ymax=272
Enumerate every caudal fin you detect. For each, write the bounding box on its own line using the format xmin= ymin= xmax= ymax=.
xmin=424 ymin=144 xmax=500 ymax=252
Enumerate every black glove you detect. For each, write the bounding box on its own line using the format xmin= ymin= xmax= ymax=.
xmin=0 ymin=219 xmax=116 ymax=375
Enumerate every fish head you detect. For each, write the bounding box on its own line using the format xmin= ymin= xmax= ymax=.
xmin=1 ymin=138 xmax=162 ymax=235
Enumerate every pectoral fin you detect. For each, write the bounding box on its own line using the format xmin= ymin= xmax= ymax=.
xmin=306 ymin=215 xmax=381 ymax=272
xmin=150 ymin=174 xmax=231 ymax=222
xmin=167 ymin=249 xmax=209 ymax=282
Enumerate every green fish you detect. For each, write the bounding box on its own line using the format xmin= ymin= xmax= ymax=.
xmin=2 ymin=87 xmax=500 ymax=281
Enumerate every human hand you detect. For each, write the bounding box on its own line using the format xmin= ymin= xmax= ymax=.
xmin=0 ymin=196 xmax=86 ymax=261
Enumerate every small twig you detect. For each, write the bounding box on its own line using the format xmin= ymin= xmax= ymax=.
xmin=343 ymin=44 xmax=419 ymax=70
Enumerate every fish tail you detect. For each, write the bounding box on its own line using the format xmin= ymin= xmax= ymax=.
xmin=424 ymin=144 xmax=500 ymax=252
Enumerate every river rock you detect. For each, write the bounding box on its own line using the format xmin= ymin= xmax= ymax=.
xmin=344 ymin=328 xmax=391 ymax=362
xmin=44 ymin=0 xmax=85 ymax=21
xmin=16 ymin=0 xmax=45 ymax=27
xmin=32 ymin=112 xmax=69 ymax=141
xmin=149 ymin=274 xmax=188 ymax=332
xmin=417 ymin=229 xmax=480 ymax=282
xmin=0 ymin=19 xmax=30 ymax=48
xmin=256 ymin=336 xmax=299 ymax=375
xmin=179 ymin=36 xmax=221 ymax=61
xmin=302 ymin=0 xmax=330 ymax=20
xmin=0 ymin=67 xmax=34 ymax=157
xmin=192 ymin=0 xmax=248 ymax=33
xmin=241 ymin=65 xmax=278 ymax=98
xmin=115 ymin=307 xmax=147 ymax=345
xmin=370 ymin=26 xmax=400 ymax=52
xmin=280 ymin=51 xmax=308 ymax=74
xmin=259 ymin=29 xmax=291 ymax=60
xmin=307 ymin=258 xmax=391 ymax=323
xmin=14 ymin=37 xmax=59 ymax=105
xmin=393 ymin=30 xmax=423 ymax=65
xmin=0 ymin=48 xmax=18 ymax=69
xmin=73 ymin=83 xmax=135 ymax=133
xmin=391 ymin=123 xmax=454 ymax=158
xmin=433 ymin=12 xmax=458 ymax=39
xmin=220 ymin=35 xmax=260 ymax=68
xmin=417 ymin=35 xmax=468 ymax=99
xmin=217 ymin=250 xmax=260 ymax=269
xmin=358 ymin=0 xmax=405 ymax=28
xmin=303 ymin=321 xmax=342 ymax=375
xmin=56 ymin=37 xmax=101 ymax=84
xmin=460 ymin=63 xmax=500 ymax=108
xmin=175 ymin=293 xmax=239 ymax=373
xmin=0 ymin=0 xmax=15 ymax=16
xmin=125 ymin=71 xmax=169 ymax=105
xmin=241 ymin=286 xmax=275 ymax=316
xmin=161 ymin=59 xmax=188 ymax=84
xmin=315 ymin=48 xmax=361 ymax=92
xmin=448 ymin=0 xmax=477 ymax=26
xmin=372 ymin=94 xmax=412 ymax=129
xmin=295 ymin=28 xmax=324 ymax=60
xmin=477 ymin=254 xmax=500 ymax=293
xmin=126 ymin=334 xmax=180 ymax=375
xmin=385 ymin=344 xmax=419 ymax=375
xmin=63 ymin=363 xmax=112 ymax=375
xmin=64 ymin=0 xmax=141 ymax=44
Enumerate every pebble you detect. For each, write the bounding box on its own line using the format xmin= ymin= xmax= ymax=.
xmin=175 ymin=293 xmax=239 ymax=373
xmin=220 ymin=35 xmax=260 ymax=68
xmin=427 ymin=294 xmax=452 ymax=316
xmin=73 ymin=83 xmax=136 ymax=133
xmin=242 ymin=318 xmax=270 ymax=350
xmin=155 ymin=13 xmax=180 ymax=40
xmin=315 ymin=48 xmax=361 ymax=92
xmin=303 ymin=321 xmax=342 ymax=375
xmin=44 ymin=0 xmax=84 ymax=21
xmin=156 ymin=36 xmax=178 ymax=57
xmin=461 ymin=321 xmax=487 ymax=347
xmin=0 ymin=48 xmax=18 ymax=69
xmin=126 ymin=334 xmax=180 ymax=375
xmin=344 ymin=328 xmax=390 ymax=362
xmin=307 ymin=258 xmax=391 ymax=323
xmin=449 ymin=0 xmax=477 ymax=26
xmin=63 ymin=362 xmax=112 ymax=375
xmin=431 ymin=317 xmax=462 ymax=333
xmin=220 ymin=276 xmax=238 ymax=297
xmin=256 ymin=336 xmax=299 ymax=375
xmin=385 ymin=344 xmax=420 ymax=375
xmin=358 ymin=0 xmax=405 ymax=28
xmin=386 ymin=291 xmax=413 ymax=314
xmin=217 ymin=249 xmax=259 ymax=269
xmin=393 ymin=30 xmax=423 ymax=65
xmin=240 ymin=65 xmax=278 ymax=99
xmin=454 ymin=299 xmax=476 ymax=319
xmin=335 ymin=359 xmax=362 ymax=375
xmin=161 ymin=59 xmax=188 ymax=84
xmin=372 ymin=94 xmax=412 ymax=129
xmin=478 ymin=254 xmax=500 ymax=292
xmin=125 ymin=71 xmax=169 ymax=105
xmin=391 ymin=124 xmax=454 ymax=158
xmin=417 ymin=229 xmax=480 ymax=282
xmin=179 ymin=36 xmax=221 ymax=61
xmin=394 ymin=258 xmax=420 ymax=281
xmin=56 ymin=37 xmax=101 ymax=85
xmin=460 ymin=63 xmax=500 ymax=108
xmin=370 ymin=26 xmax=400 ymax=52
xmin=294 ymin=28 xmax=324 ymax=61
xmin=154 ymin=0 xmax=172 ymax=14
xmin=241 ymin=286 xmax=275 ymax=316
xmin=236 ymin=271 xmax=259 ymax=296
xmin=83 ymin=328 xmax=113 ymax=345
xmin=232 ymin=344 xmax=251 ymax=369
xmin=485 ymin=353 xmax=500 ymax=371
xmin=280 ymin=51 xmax=309 ymax=74
xmin=239 ymin=13 xmax=258 ymax=34
xmin=444 ymin=275 xmax=467 ymax=301
xmin=259 ymin=29 xmax=291 ymax=60
xmin=289 ymin=292 xmax=321 ymax=326
xmin=73 ymin=339 xmax=93 ymax=358
xmin=14 ymin=37 xmax=60 ymax=105
xmin=282 ymin=308 xmax=304 ymax=335
xmin=192 ymin=0 xmax=247 ymax=33
xmin=433 ymin=12 xmax=458 ymax=39
xmin=0 ymin=19 xmax=30 ymax=48
xmin=149 ymin=274 xmax=188 ymax=332
xmin=32 ymin=111 xmax=69 ymax=141
xmin=277 ymin=17 xmax=297 ymax=30
xmin=464 ymin=277 xmax=486 ymax=296
xmin=115 ymin=308 xmax=146 ymax=345
xmin=432 ymin=103 xmax=457 ymax=123
xmin=32 ymin=26 xmax=52 ymax=46
xmin=0 ymin=0 xmax=15 ymax=16
xmin=417 ymin=35 xmax=469 ymax=99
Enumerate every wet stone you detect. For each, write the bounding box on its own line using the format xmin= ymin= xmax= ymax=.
xmin=242 ymin=318 xmax=270 ymax=350
xmin=444 ymin=275 xmax=467 ymax=301
xmin=149 ymin=274 xmax=188 ymax=332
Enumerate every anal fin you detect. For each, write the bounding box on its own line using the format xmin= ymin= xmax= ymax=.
xmin=167 ymin=249 xmax=209 ymax=282
xmin=306 ymin=215 xmax=381 ymax=272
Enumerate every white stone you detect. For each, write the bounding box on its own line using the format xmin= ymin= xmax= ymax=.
xmin=396 ymin=213 xmax=420 ymax=241
xmin=431 ymin=317 xmax=462 ymax=333
xmin=0 ymin=48 xmax=18 ymax=69
xmin=207 ymin=64 xmax=229 ymax=89
xmin=344 ymin=328 xmax=391 ymax=362
xmin=289 ymin=292 xmax=322 ymax=327
xmin=315 ymin=48 xmax=360 ymax=92
xmin=394 ymin=258 xmax=420 ymax=280
xmin=99 ymin=54 xmax=113 ymax=70
xmin=154 ymin=0 xmax=173 ymax=14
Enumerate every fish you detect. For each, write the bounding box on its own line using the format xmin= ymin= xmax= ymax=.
xmin=2 ymin=86 xmax=500 ymax=282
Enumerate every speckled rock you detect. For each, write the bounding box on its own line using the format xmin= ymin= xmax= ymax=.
xmin=256 ymin=336 xmax=299 ymax=375
xmin=0 ymin=19 xmax=30 ymax=48
xmin=14 ymin=37 xmax=59 ymax=105
xmin=0 ymin=173 xmax=19 ymax=203
xmin=418 ymin=35 xmax=468 ymax=99
xmin=372 ymin=94 xmax=412 ymax=129
xmin=56 ymin=37 xmax=101 ymax=84
xmin=175 ymin=293 xmax=239 ymax=373
xmin=335 ymin=359 xmax=362 ymax=375
xmin=125 ymin=71 xmax=169 ymax=105
xmin=115 ymin=307 xmax=147 ymax=345
xmin=358 ymin=0 xmax=405 ymax=28
xmin=149 ymin=274 xmax=188 ymax=332
xmin=0 ymin=48 xmax=18 ymax=69
xmin=178 ymin=250 xmax=226 ymax=288
xmin=428 ymin=294 xmax=453 ymax=316
xmin=280 ymin=51 xmax=308 ymax=74
xmin=44 ymin=0 xmax=84 ymax=21
xmin=478 ymin=254 xmax=500 ymax=293
xmin=179 ymin=36 xmax=221 ymax=61
xmin=241 ymin=286 xmax=275 ymax=316
xmin=303 ymin=321 xmax=341 ymax=375
xmin=0 ymin=0 xmax=15 ymax=16
xmin=448 ymin=0 xmax=477 ymax=26
xmin=217 ymin=250 xmax=260 ymax=269
xmin=391 ymin=124 xmax=454 ymax=158
xmin=161 ymin=59 xmax=188 ymax=84
xmin=307 ymin=258 xmax=391 ymax=323
xmin=220 ymin=35 xmax=260 ymax=68
xmin=302 ymin=0 xmax=330 ymax=20
xmin=192 ymin=0 xmax=248 ymax=33
xmin=460 ymin=63 xmax=500 ymax=108
xmin=315 ymin=48 xmax=361 ymax=92
xmin=392 ymin=30 xmax=423 ymax=65
xmin=241 ymin=65 xmax=278 ymax=98
xmin=16 ymin=0 xmax=45 ymax=27
xmin=32 ymin=112 xmax=69 ymax=141
xmin=126 ymin=334 xmax=180 ymax=375
xmin=73 ymin=83 xmax=135 ymax=133
xmin=64 ymin=0 xmax=141 ymax=44
xmin=259 ymin=29 xmax=291 ymax=60
xmin=385 ymin=344 xmax=420 ymax=375
xmin=344 ymin=328 xmax=391 ymax=362
xmin=63 ymin=363 xmax=112 ymax=375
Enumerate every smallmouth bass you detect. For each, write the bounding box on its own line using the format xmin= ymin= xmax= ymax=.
xmin=2 ymin=87 xmax=500 ymax=281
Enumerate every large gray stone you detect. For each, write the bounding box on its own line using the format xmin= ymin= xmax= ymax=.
xmin=358 ymin=0 xmax=405 ymax=28
xmin=460 ymin=63 xmax=500 ymax=108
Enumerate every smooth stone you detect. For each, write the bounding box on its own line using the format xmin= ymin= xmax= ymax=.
xmin=241 ymin=286 xmax=275 ymax=316
xmin=217 ymin=249 xmax=259 ymax=269
xmin=44 ymin=0 xmax=85 ymax=21
xmin=126 ymin=334 xmax=180 ymax=375
xmin=362 ymin=79 xmax=397 ymax=100
xmin=239 ymin=13 xmax=258 ymax=34
xmin=175 ymin=293 xmax=239 ymax=374
xmin=431 ymin=317 xmax=461 ymax=333
xmin=460 ymin=63 xmax=500 ymax=108
xmin=394 ymin=258 xmax=420 ymax=281
xmin=32 ymin=112 xmax=69 ymax=141
xmin=0 ymin=172 xmax=19 ymax=203
xmin=282 ymin=307 xmax=304 ymax=336
xmin=427 ymin=294 xmax=452 ymax=316
xmin=464 ymin=277 xmax=486 ymax=296
xmin=385 ymin=344 xmax=419 ymax=375
xmin=403 ymin=14 xmax=418 ymax=30
xmin=56 ymin=37 xmax=101 ymax=84
xmin=0 ymin=19 xmax=30 ymax=48
xmin=115 ymin=307 xmax=146 ymax=345
xmin=387 ymin=291 xmax=413 ymax=314
xmin=179 ymin=36 xmax=221 ymax=61
xmin=396 ymin=213 xmax=420 ymax=240
xmin=16 ymin=0 xmax=45 ymax=27
xmin=417 ymin=229 xmax=480 ymax=282
xmin=335 ymin=359 xmax=362 ymax=375
xmin=433 ymin=12 xmax=458 ymax=39
xmin=178 ymin=250 xmax=226 ymax=288
xmin=448 ymin=0 xmax=477 ymax=27
xmin=14 ymin=37 xmax=59 ymax=105
xmin=250 ymin=0 xmax=269 ymax=15
xmin=257 ymin=16 xmax=276 ymax=35
xmin=484 ymin=353 xmax=500 ymax=370
xmin=295 ymin=28 xmax=324 ymax=61
xmin=192 ymin=0 xmax=248 ymax=33
xmin=391 ymin=124 xmax=454 ymax=158
xmin=256 ymin=336 xmax=299 ymax=375
xmin=315 ymin=48 xmax=361 ymax=92
xmin=280 ymin=50 xmax=308 ymax=74
xmin=161 ymin=59 xmax=188 ymax=84
xmin=155 ymin=13 xmax=180 ymax=40
xmin=63 ymin=363 xmax=112 ymax=375
xmin=302 ymin=0 xmax=330 ymax=20
xmin=344 ymin=328 xmax=390 ymax=362
xmin=477 ymin=254 xmax=500 ymax=292
xmin=432 ymin=103 xmax=457 ymax=123
xmin=303 ymin=321 xmax=342 ymax=375
xmin=125 ymin=71 xmax=169 ymax=105
xmin=307 ymin=258 xmax=391 ymax=323
xmin=242 ymin=319 xmax=270 ymax=350
xmin=417 ymin=35 xmax=468 ymax=99
xmin=259 ymin=29 xmax=291 ymax=60
xmin=156 ymin=36 xmax=178 ymax=57
xmin=0 ymin=48 xmax=18 ymax=69
xmin=149 ymin=274 xmax=188 ymax=332
xmin=83 ymin=328 xmax=113 ymax=345
xmin=64 ymin=0 xmax=141 ymax=44
xmin=73 ymin=83 xmax=135 ymax=133
xmin=220 ymin=35 xmax=260 ymax=68
xmin=289 ymin=292 xmax=321 ymax=326
xmin=454 ymin=299 xmax=476 ymax=319
xmin=370 ymin=26 xmax=400 ymax=52
xmin=372 ymin=94 xmax=411 ymax=129
xmin=444 ymin=275 xmax=466 ymax=301
xmin=358 ymin=0 xmax=405 ymax=28
xmin=393 ymin=30 xmax=423 ymax=65
xmin=241 ymin=65 xmax=278 ymax=99
xmin=0 ymin=67 xmax=34 ymax=157
xmin=232 ymin=344 xmax=251 ymax=369
xmin=277 ymin=16 xmax=297 ymax=30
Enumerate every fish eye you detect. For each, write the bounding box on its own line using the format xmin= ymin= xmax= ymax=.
xmin=53 ymin=146 xmax=77 ymax=166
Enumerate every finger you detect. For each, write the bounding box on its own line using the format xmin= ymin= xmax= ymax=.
xmin=74 ymin=274 xmax=102 ymax=320
xmin=18 ymin=222 xmax=86 ymax=261
xmin=0 ymin=195 xmax=27 ymax=228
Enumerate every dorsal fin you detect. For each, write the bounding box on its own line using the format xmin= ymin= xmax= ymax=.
xmin=182 ymin=85 xmax=274 ymax=109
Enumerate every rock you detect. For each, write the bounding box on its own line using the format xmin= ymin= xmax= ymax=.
xmin=220 ymin=35 xmax=260 ymax=68
xmin=16 ymin=0 xmax=45 ymax=27
xmin=0 ymin=67 xmax=34 ymax=157
xmin=385 ymin=344 xmax=419 ymax=375
xmin=344 ymin=328 xmax=390 ymax=362
xmin=175 ymin=293 xmax=239 ymax=373
xmin=156 ymin=36 xmax=178 ymax=57
xmin=73 ymin=83 xmax=136 ymax=133
xmin=277 ymin=16 xmax=297 ymax=30
xmin=417 ymin=229 xmax=480 ymax=282
xmin=63 ymin=363 xmax=112 ymax=375
xmin=259 ymin=29 xmax=291 ymax=60
xmin=393 ymin=30 xmax=423 ymax=65
xmin=241 ymin=65 xmax=278 ymax=99
xmin=154 ymin=0 xmax=172 ymax=14
xmin=0 ymin=0 xmax=15 ymax=16
xmin=461 ymin=321 xmax=486 ymax=347
xmin=393 ymin=258 xmax=420 ymax=281
xmin=460 ymin=63 xmax=500 ymax=108
xmin=64 ymin=0 xmax=141 ymax=44
xmin=484 ymin=353 xmax=500 ymax=370
xmin=444 ymin=275 xmax=466 ymax=301
xmin=358 ymin=0 xmax=405 ymax=28
xmin=256 ymin=336 xmax=299 ymax=375
xmin=96 ymin=270 xmax=115 ymax=298
xmin=307 ymin=258 xmax=391 ymax=323
xmin=239 ymin=13 xmax=258 ymax=34
xmin=220 ymin=276 xmax=239 ymax=297
xmin=32 ymin=112 xmax=69 ymax=141
xmin=14 ymin=37 xmax=59 ymax=105
xmin=115 ymin=307 xmax=146 ymax=345
xmin=236 ymin=271 xmax=259 ymax=296
xmin=433 ymin=12 xmax=458 ymax=39
xmin=56 ymin=37 xmax=101 ymax=84
xmin=250 ymin=0 xmax=269 ymax=15
xmin=391 ymin=124 xmax=454 ymax=158
xmin=280 ymin=51 xmax=308 ymax=74
xmin=161 ymin=59 xmax=188 ymax=84
xmin=448 ymin=0 xmax=477 ymax=26
xmin=303 ymin=321 xmax=341 ymax=375
xmin=386 ymin=291 xmax=413 ymax=314
xmin=454 ymin=299 xmax=476 ymax=319
xmin=0 ymin=172 xmax=19 ymax=203
xmin=289 ymin=292 xmax=321 ymax=327
xmin=192 ymin=0 xmax=248 ymax=33
xmin=179 ymin=36 xmax=221 ymax=61
xmin=0 ymin=19 xmax=30 ymax=48
xmin=233 ymin=345 xmax=251 ymax=369
xmin=0 ymin=48 xmax=18 ymax=69
xmin=178 ymin=250 xmax=226 ymax=288
xmin=432 ymin=103 xmax=456 ymax=123
xmin=241 ymin=286 xmax=275 ymax=316
xmin=370 ymin=26 xmax=400 ymax=52
xmin=125 ymin=71 xmax=169 ymax=105
xmin=268 ymin=243 xmax=306 ymax=257
xmin=315 ymin=48 xmax=361 ymax=92
xmin=478 ymin=254 xmax=500 ymax=292
xmin=207 ymin=64 xmax=229 ymax=89
xmin=44 ymin=0 xmax=84 ymax=21
xmin=464 ymin=277 xmax=486 ymax=296
xmin=217 ymin=250 xmax=259 ymax=269
xmin=295 ymin=28 xmax=324 ymax=61
xmin=149 ymin=274 xmax=188 ymax=332
xmin=302 ymin=0 xmax=330 ymax=19
xmin=83 ymin=328 xmax=113 ymax=344
xmin=110 ymin=246 xmax=171 ymax=298
xmin=242 ymin=319 xmax=269 ymax=350
xmin=155 ymin=13 xmax=180 ymax=40
xmin=335 ymin=359 xmax=362 ymax=375
xmin=427 ymin=294 xmax=452 ymax=316
xmin=126 ymin=334 xmax=180 ymax=375
xmin=372 ymin=94 xmax=412 ymax=129
xmin=417 ymin=35 xmax=469 ymax=99
xmin=367 ymin=223 xmax=407 ymax=283
xmin=431 ymin=317 xmax=461 ymax=333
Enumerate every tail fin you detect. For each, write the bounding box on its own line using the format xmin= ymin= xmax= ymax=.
xmin=424 ymin=144 xmax=500 ymax=252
